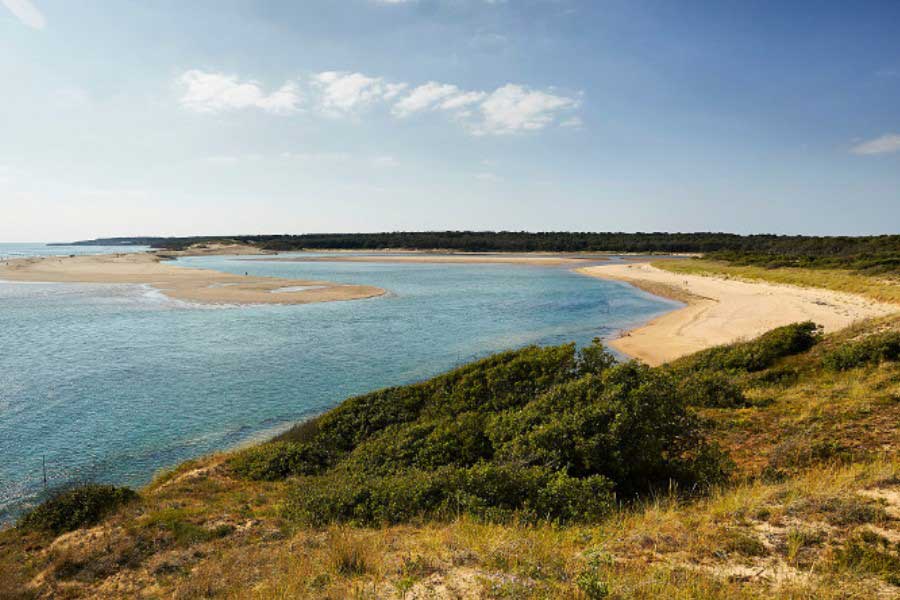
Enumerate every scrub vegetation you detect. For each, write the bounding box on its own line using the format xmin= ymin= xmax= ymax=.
xmin=2 ymin=316 xmax=899 ymax=598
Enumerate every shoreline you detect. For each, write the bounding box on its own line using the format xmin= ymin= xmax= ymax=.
xmin=578 ymin=262 xmax=898 ymax=365
xmin=5 ymin=246 xmax=895 ymax=364
xmin=244 ymin=253 xmax=597 ymax=266
xmin=0 ymin=252 xmax=384 ymax=306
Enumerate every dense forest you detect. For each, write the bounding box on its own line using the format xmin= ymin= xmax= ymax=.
xmin=65 ymin=232 xmax=900 ymax=273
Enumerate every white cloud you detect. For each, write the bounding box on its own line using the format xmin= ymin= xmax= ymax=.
xmin=393 ymin=82 xmax=461 ymax=116
xmin=1 ymin=0 xmax=46 ymax=30
xmin=176 ymin=68 xmax=581 ymax=135
xmin=475 ymin=84 xmax=579 ymax=135
xmin=851 ymin=133 xmax=900 ymax=156
xmin=440 ymin=91 xmax=487 ymax=110
xmin=311 ymin=71 xmax=389 ymax=114
xmin=383 ymin=83 xmax=409 ymax=99
xmin=178 ymin=70 xmax=301 ymax=115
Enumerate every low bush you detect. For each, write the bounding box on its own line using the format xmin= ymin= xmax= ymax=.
xmin=676 ymin=372 xmax=747 ymax=408
xmin=19 ymin=484 xmax=137 ymax=534
xmin=284 ymin=463 xmax=614 ymax=526
xmin=228 ymin=441 xmax=325 ymax=480
xmin=671 ymin=322 xmax=822 ymax=374
xmin=822 ymin=331 xmax=900 ymax=371
xmin=235 ymin=338 xmax=737 ymax=526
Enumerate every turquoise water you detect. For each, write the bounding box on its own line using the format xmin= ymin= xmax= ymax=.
xmin=0 ymin=246 xmax=679 ymax=522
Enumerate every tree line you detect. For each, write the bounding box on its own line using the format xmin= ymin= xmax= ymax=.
xmin=65 ymin=231 xmax=900 ymax=273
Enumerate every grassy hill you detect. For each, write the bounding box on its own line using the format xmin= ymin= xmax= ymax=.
xmin=2 ymin=318 xmax=899 ymax=599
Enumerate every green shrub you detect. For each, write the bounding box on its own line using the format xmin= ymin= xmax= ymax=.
xmin=234 ymin=338 xmax=734 ymax=526
xmin=676 ymin=372 xmax=747 ymax=408
xmin=746 ymin=364 xmax=801 ymax=388
xmin=283 ymin=463 xmax=614 ymax=526
xmin=822 ymin=331 xmax=900 ymax=371
xmin=576 ymin=569 xmax=610 ymax=599
xmin=490 ymin=363 xmax=732 ymax=497
xmin=576 ymin=338 xmax=617 ymax=376
xmin=672 ymin=322 xmax=822 ymax=374
xmin=18 ymin=484 xmax=137 ymax=534
xmin=228 ymin=441 xmax=325 ymax=480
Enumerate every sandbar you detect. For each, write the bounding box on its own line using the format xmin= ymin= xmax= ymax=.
xmin=0 ymin=252 xmax=384 ymax=305
xmin=579 ymin=262 xmax=898 ymax=366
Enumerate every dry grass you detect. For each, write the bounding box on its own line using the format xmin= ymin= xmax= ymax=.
xmin=2 ymin=321 xmax=899 ymax=598
xmin=655 ymin=259 xmax=900 ymax=305
xmin=3 ymin=457 xmax=898 ymax=598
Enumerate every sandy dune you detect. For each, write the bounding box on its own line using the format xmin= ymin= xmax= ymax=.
xmin=579 ymin=262 xmax=898 ymax=365
xmin=0 ymin=253 xmax=384 ymax=305
xmin=154 ymin=243 xmax=275 ymax=258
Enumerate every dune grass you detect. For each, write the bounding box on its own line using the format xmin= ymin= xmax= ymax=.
xmin=2 ymin=319 xmax=899 ymax=598
xmin=655 ymin=259 xmax=900 ymax=305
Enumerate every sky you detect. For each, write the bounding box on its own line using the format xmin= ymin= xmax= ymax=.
xmin=1 ymin=0 xmax=899 ymax=242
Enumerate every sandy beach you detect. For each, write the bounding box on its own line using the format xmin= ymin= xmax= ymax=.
xmin=0 ymin=252 xmax=384 ymax=305
xmin=579 ymin=262 xmax=899 ymax=365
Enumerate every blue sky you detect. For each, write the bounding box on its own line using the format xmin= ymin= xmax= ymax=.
xmin=2 ymin=0 xmax=899 ymax=241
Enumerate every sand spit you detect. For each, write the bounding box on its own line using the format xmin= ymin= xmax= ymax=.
xmin=0 ymin=253 xmax=384 ymax=306
xmin=579 ymin=262 xmax=898 ymax=366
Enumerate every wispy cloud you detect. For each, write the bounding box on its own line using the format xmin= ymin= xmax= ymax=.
xmin=851 ymin=133 xmax=900 ymax=155
xmin=1 ymin=0 xmax=45 ymax=30
xmin=178 ymin=70 xmax=301 ymax=115
xmin=474 ymin=172 xmax=503 ymax=182
xmin=176 ymin=69 xmax=581 ymax=135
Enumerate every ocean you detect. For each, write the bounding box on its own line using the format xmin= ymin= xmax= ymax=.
xmin=0 ymin=245 xmax=679 ymax=522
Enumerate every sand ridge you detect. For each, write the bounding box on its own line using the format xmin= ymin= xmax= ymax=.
xmin=579 ymin=262 xmax=898 ymax=365
xmin=0 ymin=252 xmax=384 ymax=306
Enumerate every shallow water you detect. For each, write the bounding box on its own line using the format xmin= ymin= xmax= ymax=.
xmin=0 ymin=243 xmax=150 ymax=260
xmin=0 ymin=246 xmax=678 ymax=522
